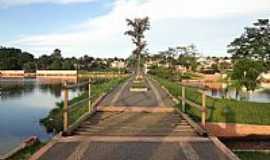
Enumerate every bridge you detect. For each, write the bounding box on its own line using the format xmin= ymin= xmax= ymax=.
xmin=30 ymin=76 xmax=240 ymax=160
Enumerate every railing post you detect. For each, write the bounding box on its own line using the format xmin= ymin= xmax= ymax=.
xmin=182 ymin=86 xmax=186 ymax=112
xmin=201 ymin=91 xmax=206 ymax=128
xmin=63 ymin=81 xmax=69 ymax=131
xmin=88 ymin=78 xmax=92 ymax=112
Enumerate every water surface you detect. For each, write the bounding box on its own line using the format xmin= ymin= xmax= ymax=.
xmin=201 ymin=82 xmax=270 ymax=103
xmin=0 ymin=77 xmax=81 ymax=155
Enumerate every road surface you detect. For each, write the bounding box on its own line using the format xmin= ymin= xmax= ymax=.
xmin=31 ymin=76 xmax=239 ymax=160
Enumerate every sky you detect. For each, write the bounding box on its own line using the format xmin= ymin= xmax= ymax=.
xmin=0 ymin=0 xmax=269 ymax=58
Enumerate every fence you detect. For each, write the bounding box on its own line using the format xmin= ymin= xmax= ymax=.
xmin=0 ymin=70 xmax=25 ymax=77
xmin=179 ymin=86 xmax=207 ymax=128
xmin=62 ymin=79 xmax=92 ymax=134
xmin=36 ymin=70 xmax=78 ymax=76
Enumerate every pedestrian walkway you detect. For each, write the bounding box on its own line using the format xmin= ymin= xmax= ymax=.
xmin=31 ymin=77 xmax=240 ymax=160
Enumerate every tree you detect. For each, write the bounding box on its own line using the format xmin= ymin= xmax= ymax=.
xmin=37 ymin=55 xmax=52 ymax=70
xmin=228 ymin=19 xmax=270 ymax=69
xmin=0 ymin=47 xmax=35 ymax=70
xmin=23 ymin=62 xmax=36 ymax=72
xmin=125 ymin=17 xmax=150 ymax=77
xmin=62 ymin=60 xmax=74 ymax=70
xmin=176 ymin=45 xmax=199 ymax=71
xmin=49 ymin=60 xmax=62 ymax=70
xmin=228 ymin=19 xmax=270 ymax=91
xmin=231 ymin=59 xmax=265 ymax=91
xmin=51 ymin=49 xmax=62 ymax=60
xmin=79 ymin=55 xmax=94 ymax=70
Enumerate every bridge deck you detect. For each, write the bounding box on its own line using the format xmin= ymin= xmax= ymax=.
xmin=74 ymin=112 xmax=198 ymax=136
xmin=32 ymin=77 xmax=239 ymax=160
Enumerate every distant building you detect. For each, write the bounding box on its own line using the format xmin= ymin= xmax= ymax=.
xmin=157 ymin=63 xmax=169 ymax=68
xmin=146 ymin=59 xmax=160 ymax=66
xmin=197 ymin=56 xmax=232 ymax=73
xmin=175 ymin=65 xmax=187 ymax=72
xmin=110 ymin=60 xmax=126 ymax=68
xmin=259 ymin=71 xmax=270 ymax=82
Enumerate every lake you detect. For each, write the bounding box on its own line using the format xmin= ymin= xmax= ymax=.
xmin=181 ymin=80 xmax=270 ymax=103
xmin=199 ymin=82 xmax=270 ymax=103
xmin=0 ymin=77 xmax=82 ymax=155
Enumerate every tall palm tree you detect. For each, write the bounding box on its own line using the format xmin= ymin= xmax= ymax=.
xmin=125 ymin=17 xmax=150 ymax=78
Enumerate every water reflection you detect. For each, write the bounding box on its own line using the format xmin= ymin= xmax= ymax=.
xmin=0 ymin=77 xmax=84 ymax=100
xmin=204 ymin=82 xmax=270 ymax=103
xmin=0 ymin=79 xmax=35 ymax=100
xmin=0 ymin=77 xmax=82 ymax=155
xmin=182 ymin=80 xmax=270 ymax=103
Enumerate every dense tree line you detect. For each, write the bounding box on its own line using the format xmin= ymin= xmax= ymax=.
xmin=0 ymin=47 xmax=35 ymax=71
xmin=0 ymin=47 xmax=76 ymax=71
xmin=37 ymin=49 xmax=76 ymax=70
xmin=149 ymin=44 xmax=200 ymax=72
xmin=0 ymin=47 xmax=124 ymax=72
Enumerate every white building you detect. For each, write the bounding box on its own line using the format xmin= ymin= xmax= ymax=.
xmin=259 ymin=71 xmax=270 ymax=82
xmin=110 ymin=61 xmax=126 ymax=68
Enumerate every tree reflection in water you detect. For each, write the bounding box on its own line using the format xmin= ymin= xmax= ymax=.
xmin=0 ymin=77 xmax=80 ymax=100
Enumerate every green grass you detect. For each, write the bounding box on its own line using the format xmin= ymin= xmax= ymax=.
xmin=40 ymin=77 xmax=128 ymax=133
xmin=7 ymin=141 xmax=45 ymax=160
xmin=235 ymin=151 xmax=270 ymax=160
xmin=79 ymin=69 xmax=128 ymax=75
xmin=152 ymin=75 xmax=270 ymax=125
xmin=148 ymin=66 xmax=201 ymax=80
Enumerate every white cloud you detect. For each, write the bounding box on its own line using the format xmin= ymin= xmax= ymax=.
xmin=8 ymin=0 xmax=270 ymax=58
xmin=0 ymin=0 xmax=97 ymax=7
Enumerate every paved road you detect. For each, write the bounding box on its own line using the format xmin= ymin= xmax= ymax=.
xmin=38 ymin=140 xmax=233 ymax=160
xmin=32 ymin=76 xmax=239 ymax=160
xmin=98 ymin=76 xmax=175 ymax=107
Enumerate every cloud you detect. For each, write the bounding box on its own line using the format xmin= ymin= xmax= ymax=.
xmin=0 ymin=0 xmax=97 ymax=7
xmin=8 ymin=0 xmax=270 ymax=57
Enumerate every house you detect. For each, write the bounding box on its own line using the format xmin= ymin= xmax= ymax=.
xmin=110 ymin=60 xmax=126 ymax=68
xmin=259 ymin=71 xmax=270 ymax=82
xmin=175 ymin=65 xmax=187 ymax=72
xmin=197 ymin=56 xmax=232 ymax=73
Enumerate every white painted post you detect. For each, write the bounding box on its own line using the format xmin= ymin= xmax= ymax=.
xmin=63 ymin=81 xmax=69 ymax=131
xmin=182 ymin=86 xmax=186 ymax=112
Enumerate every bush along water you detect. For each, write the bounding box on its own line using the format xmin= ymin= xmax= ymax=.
xmin=40 ymin=77 xmax=127 ymax=133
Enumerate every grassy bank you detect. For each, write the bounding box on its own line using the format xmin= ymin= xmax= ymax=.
xmin=40 ymin=77 xmax=127 ymax=133
xmin=6 ymin=142 xmax=45 ymax=160
xmin=79 ymin=70 xmax=128 ymax=77
xmin=235 ymin=151 xmax=270 ymax=160
xmin=152 ymin=75 xmax=270 ymax=125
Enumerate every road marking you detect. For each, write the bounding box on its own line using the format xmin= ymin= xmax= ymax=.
xmin=111 ymin=78 xmax=130 ymax=105
xmin=179 ymin=142 xmax=200 ymax=160
xmin=66 ymin=142 xmax=89 ymax=160
xmin=146 ymin=78 xmax=165 ymax=107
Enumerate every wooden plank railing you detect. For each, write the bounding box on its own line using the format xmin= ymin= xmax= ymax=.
xmin=63 ymin=79 xmax=92 ymax=131
xmin=179 ymin=87 xmax=207 ymax=128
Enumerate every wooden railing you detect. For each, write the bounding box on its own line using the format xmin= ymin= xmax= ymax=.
xmin=63 ymin=79 xmax=92 ymax=131
xmin=179 ymin=86 xmax=207 ymax=128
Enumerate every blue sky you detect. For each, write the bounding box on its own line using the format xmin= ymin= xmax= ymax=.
xmin=0 ymin=0 xmax=269 ymax=58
